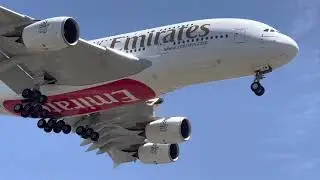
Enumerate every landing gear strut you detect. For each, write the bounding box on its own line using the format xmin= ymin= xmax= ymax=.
xmin=250 ymin=65 xmax=272 ymax=96
xmin=14 ymin=88 xmax=49 ymax=118
xmin=76 ymin=126 xmax=100 ymax=142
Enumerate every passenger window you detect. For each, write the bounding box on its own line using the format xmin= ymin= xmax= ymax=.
xmin=270 ymin=29 xmax=275 ymax=32
xmin=264 ymin=29 xmax=269 ymax=32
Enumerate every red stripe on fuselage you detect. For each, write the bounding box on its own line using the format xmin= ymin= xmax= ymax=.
xmin=3 ymin=79 xmax=156 ymax=117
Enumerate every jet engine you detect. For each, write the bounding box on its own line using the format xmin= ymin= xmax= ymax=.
xmin=138 ymin=143 xmax=179 ymax=164
xmin=22 ymin=17 xmax=80 ymax=52
xmin=145 ymin=117 xmax=191 ymax=144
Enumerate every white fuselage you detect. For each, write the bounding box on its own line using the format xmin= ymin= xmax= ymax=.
xmin=90 ymin=18 xmax=298 ymax=95
xmin=0 ymin=18 xmax=299 ymax=117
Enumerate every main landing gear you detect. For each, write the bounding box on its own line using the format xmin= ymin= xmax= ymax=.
xmin=13 ymin=88 xmax=49 ymax=118
xmin=14 ymin=87 xmax=99 ymax=141
xmin=14 ymin=88 xmax=72 ymax=135
xmin=76 ymin=126 xmax=100 ymax=142
xmin=37 ymin=118 xmax=72 ymax=134
xmin=250 ymin=65 xmax=272 ymax=96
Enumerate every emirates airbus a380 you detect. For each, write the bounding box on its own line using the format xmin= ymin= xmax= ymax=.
xmin=0 ymin=6 xmax=298 ymax=166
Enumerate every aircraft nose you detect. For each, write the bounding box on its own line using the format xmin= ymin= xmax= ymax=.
xmin=279 ymin=34 xmax=299 ymax=60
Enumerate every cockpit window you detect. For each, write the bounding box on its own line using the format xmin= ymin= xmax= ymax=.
xmin=263 ymin=28 xmax=279 ymax=33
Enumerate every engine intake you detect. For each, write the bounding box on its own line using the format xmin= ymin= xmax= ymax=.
xmin=145 ymin=117 xmax=191 ymax=144
xmin=62 ymin=18 xmax=79 ymax=45
xmin=22 ymin=17 xmax=80 ymax=52
xmin=138 ymin=143 xmax=179 ymax=164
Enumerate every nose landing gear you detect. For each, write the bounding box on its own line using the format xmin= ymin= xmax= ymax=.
xmin=250 ymin=72 xmax=265 ymax=96
xmin=250 ymin=65 xmax=272 ymax=96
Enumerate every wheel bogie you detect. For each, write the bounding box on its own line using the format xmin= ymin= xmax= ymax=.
xmin=75 ymin=126 xmax=99 ymax=141
xmin=16 ymin=88 xmax=50 ymax=119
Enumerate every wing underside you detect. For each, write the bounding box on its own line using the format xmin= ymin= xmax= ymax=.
xmin=0 ymin=6 xmax=151 ymax=94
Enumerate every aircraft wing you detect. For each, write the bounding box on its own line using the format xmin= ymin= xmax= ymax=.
xmin=0 ymin=6 xmax=151 ymax=94
xmin=65 ymin=97 xmax=163 ymax=167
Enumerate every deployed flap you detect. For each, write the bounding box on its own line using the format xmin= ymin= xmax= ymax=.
xmin=66 ymin=98 xmax=163 ymax=166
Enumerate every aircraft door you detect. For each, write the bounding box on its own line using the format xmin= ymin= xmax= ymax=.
xmin=234 ymin=28 xmax=247 ymax=43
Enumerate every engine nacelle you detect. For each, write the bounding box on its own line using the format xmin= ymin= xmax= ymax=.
xmin=22 ymin=17 xmax=79 ymax=52
xmin=138 ymin=143 xmax=179 ymax=164
xmin=145 ymin=117 xmax=191 ymax=144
